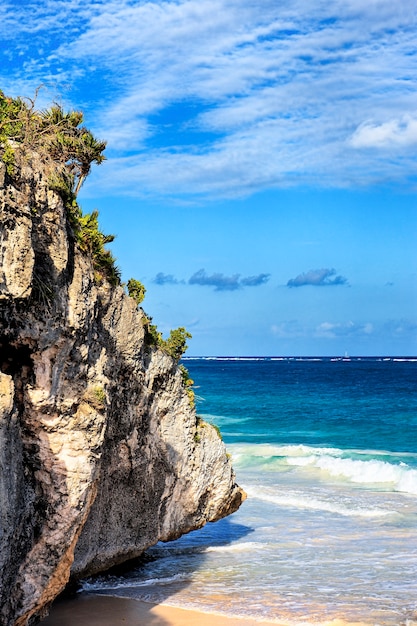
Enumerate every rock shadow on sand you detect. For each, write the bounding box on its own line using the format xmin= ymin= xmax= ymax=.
xmin=42 ymin=516 xmax=254 ymax=626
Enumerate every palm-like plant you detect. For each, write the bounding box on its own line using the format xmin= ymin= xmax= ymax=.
xmin=1 ymin=89 xmax=117 ymax=285
xmin=39 ymin=104 xmax=106 ymax=196
xmin=40 ymin=104 xmax=83 ymax=129
xmin=74 ymin=131 xmax=107 ymax=196
xmin=76 ymin=210 xmax=120 ymax=285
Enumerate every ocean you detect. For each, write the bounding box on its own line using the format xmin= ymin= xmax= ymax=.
xmin=83 ymin=357 xmax=417 ymax=626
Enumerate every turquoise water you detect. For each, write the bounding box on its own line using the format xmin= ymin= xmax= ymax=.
xmin=84 ymin=358 xmax=417 ymax=625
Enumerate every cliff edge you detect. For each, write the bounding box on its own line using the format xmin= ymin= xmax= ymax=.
xmin=0 ymin=149 xmax=245 ymax=626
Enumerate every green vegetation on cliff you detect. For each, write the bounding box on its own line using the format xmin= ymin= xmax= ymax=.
xmin=142 ymin=315 xmax=192 ymax=361
xmin=127 ymin=278 xmax=146 ymax=305
xmin=0 ymin=88 xmax=192 ymax=358
xmin=0 ymin=89 xmax=119 ymax=285
xmin=0 ymin=89 xmax=106 ymax=191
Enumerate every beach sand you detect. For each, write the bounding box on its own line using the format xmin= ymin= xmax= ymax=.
xmin=41 ymin=594 xmax=281 ymax=626
xmin=40 ymin=594 xmax=370 ymax=626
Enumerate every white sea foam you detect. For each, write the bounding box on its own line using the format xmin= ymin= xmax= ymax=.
xmin=82 ymin=573 xmax=189 ymax=592
xmin=201 ymin=412 xmax=251 ymax=424
xmin=230 ymin=442 xmax=417 ymax=461
xmin=204 ymin=542 xmax=266 ymax=553
xmin=231 ymin=443 xmax=343 ymax=462
xmin=286 ymin=453 xmax=417 ymax=495
xmin=244 ymin=485 xmax=397 ymax=517
xmin=277 ymin=444 xmax=344 ymax=457
xmin=231 ymin=443 xmax=417 ymax=495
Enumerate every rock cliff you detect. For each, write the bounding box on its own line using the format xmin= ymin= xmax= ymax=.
xmin=0 ymin=150 xmax=245 ymax=626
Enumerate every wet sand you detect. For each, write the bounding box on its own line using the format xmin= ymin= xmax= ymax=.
xmin=41 ymin=594 xmax=370 ymax=626
xmin=41 ymin=594 xmax=282 ymax=626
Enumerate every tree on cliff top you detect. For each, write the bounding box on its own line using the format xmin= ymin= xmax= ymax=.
xmin=0 ymin=90 xmax=106 ymax=196
xmin=0 ymin=89 xmax=119 ymax=285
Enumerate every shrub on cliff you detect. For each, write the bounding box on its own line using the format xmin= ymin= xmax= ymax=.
xmin=142 ymin=317 xmax=191 ymax=361
xmin=127 ymin=278 xmax=146 ymax=305
xmin=179 ymin=364 xmax=195 ymax=408
xmin=142 ymin=314 xmax=164 ymax=349
xmin=162 ymin=327 xmax=192 ymax=360
xmin=77 ymin=210 xmax=121 ymax=286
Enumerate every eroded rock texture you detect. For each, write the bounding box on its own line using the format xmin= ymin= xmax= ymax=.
xmin=0 ymin=153 xmax=245 ymax=625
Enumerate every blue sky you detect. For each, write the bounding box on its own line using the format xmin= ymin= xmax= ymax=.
xmin=1 ymin=0 xmax=417 ymax=355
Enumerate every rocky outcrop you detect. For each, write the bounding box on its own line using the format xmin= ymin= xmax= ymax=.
xmin=0 ymin=152 xmax=245 ymax=626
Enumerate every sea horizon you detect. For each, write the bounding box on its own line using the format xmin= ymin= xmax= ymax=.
xmin=183 ymin=355 xmax=417 ymax=361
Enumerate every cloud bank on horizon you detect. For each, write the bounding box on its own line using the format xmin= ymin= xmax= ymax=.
xmin=154 ymin=269 xmax=270 ymax=291
xmin=154 ymin=272 xmax=184 ymax=286
xmin=287 ymin=268 xmax=348 ymax=288
xmin=1 ymin=0 xmax=417 ymax=199
xmin=272 ymin=320 xmax=374 ymax=340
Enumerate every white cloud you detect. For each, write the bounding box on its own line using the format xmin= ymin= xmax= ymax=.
xmin=349 ymin=116 xmax=417 ymax=148
xmin=2 ymin=0 xmax=417 ymax=197
xmin=384 ymin=319 xmax=417 ymax=336
xmin=271 ymin=321 xmax=306 ymax=339
xmin=315 ymin=321 xmax=374 ymax=338
xmin=271 ymin=319 xmax=375 ymax=340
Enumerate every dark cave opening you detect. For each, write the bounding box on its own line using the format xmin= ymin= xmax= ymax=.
xmin=0 ymin=342 xmax=33 ymax=377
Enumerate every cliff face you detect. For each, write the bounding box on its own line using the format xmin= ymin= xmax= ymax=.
xmin=0 ymin=152 xmax=245 ymax=626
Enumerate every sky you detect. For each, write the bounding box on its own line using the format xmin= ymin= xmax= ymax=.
xmin=1 ymin=0 xmax=417 ymax=356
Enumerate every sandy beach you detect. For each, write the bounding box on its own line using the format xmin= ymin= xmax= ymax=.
xmin=41 ymin=594 xmax=282 ymax=626
xmin=41 ymin=594 xmax=371 ymax=626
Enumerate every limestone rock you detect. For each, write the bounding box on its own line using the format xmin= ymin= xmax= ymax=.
xmin=0 ymin=151 xmax=245 ymax=625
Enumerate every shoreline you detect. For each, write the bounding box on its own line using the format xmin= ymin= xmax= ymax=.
xmin=41 ymin=594 xmax=283 ymax=626
xmin=41 ymin=593 xmax=371 ymax=626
